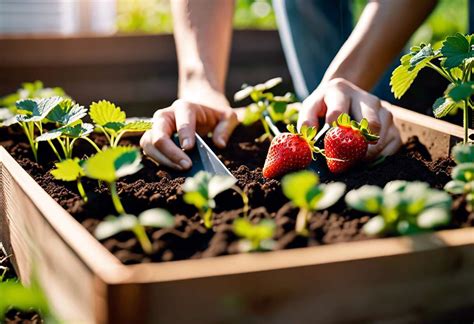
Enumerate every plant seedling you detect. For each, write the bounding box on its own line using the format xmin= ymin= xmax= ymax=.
xmin=281 ymin=170 xmax=346 ymax=235
xmin=94 ymin=208 xmax=174 ymax=255
xmin=324 ymin=113 xmax=379 ymax=174
xmin=36 ymin=99 xmax=98 ymax=160
xmin=50 ymin=158 xmax=88 ymax=202
xmin=234 ymin=77 xmax=300 ymax=141
xmin=183 ymin=171 xmax=248 ymax=229
xmin=15 ymin=96 xmax=64 ymax=161
xmin=391 ymin=33 xmax=474 ymax=143
xmin=89 ymin=100 xmax=152 ymax=147
xmin=346 ymin=181 xmax=452 ymax=237
xmin=83 ymin=146 xmax=143 ymax=214
xmin=233 ymin=218 xmax=276 ymax=252
xmin=444 ymin=144 xmax=474 ymax=211
xmin=263 ymin=124 xmax=324 ymax=179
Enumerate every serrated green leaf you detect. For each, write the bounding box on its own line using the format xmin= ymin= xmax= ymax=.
xmin=409 ymin=44 xmax=434 ymax=67
xmin=36 ymin=123 xmax=94 ymax=142
xmin=452 ymin=144 xmax=474 ymax=163
xmin=233 ymin=218 xmax=275 ymax=242
xmin=315 ymin=182 xmax=346 ymax=210
xmin=208 ymin=175 xmax=237 ymax=198
xmin=46 ymin=100 xmax=87 ymax=126
xmin=138 ymin=208 xmax=175 ymax=228
xmin=282 ymin=170 xmax=320 ymax=209
xmin=94 ymin=214 xmax=138 ymax=240
xmin=84 ymin=146 xmax=142 ymax=183
xmin=390 ymin=53 xmax=433 ymax=99
xmin=242 ymin=103 xmax=264 ymax=126
xmin=440 ymin=33 xmax=473 ymax=69
xmin=50 ymin=158 xmax=84 ymax=181
xmin=448 ymin=82 xmax=474 ymax=101
xmin=432 ymin=96 xmax=461 ymax=118
xmin=122 ymin=120 xmax=153 ymax=132
xmin=345 ymin=185 xmax=383 ymax=213
xmin=16 ymin=96 xmax=63 ymax=122
xmin=89 ymin=100 xmax=126 ymax=129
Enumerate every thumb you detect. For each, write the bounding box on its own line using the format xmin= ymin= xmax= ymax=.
xmin=298 ymin=91 xmax=325 ymax=132
xmin=212 ymin=111 xmax=239 ymax=148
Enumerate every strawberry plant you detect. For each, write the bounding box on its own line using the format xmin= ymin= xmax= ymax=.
xmin=234 ymin=77 xmax=299 ymax=141
xmin=183 ymin=171 xmax=248 ymax=229
xmin=346 ymin=181 xmax=452 ymax=236
xmin=233 ymin=218 xmax=276 ymax=252
xmin=262 ymin=124 xmax=323 ymax=179
xmin=36 ymin=99 xmax=98 ymax=160
xmin=282 ymin=170 xmax=346 ymax=235
xmin=83 ymin=146 xmax=142 ymax=215
xmin=14 ymin=96 xmax=64 ymax=161
xmin=444 ymin=144 xmax=474 ymax=211
xmin=391 ymin=33 xmax=474 ymax=143
xmin=89 ymin=100 xmax=152 ymax=147
xmin=50 ymin=158 xmax=88 ymax=202
xmin=324 ymin=113 xmax=379 ymax=174
xmin=94 ymin=208 xmax=174 ymax=254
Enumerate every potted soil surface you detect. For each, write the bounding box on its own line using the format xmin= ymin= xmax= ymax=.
xmin=2 ymin=98 xmax=474 ymax=323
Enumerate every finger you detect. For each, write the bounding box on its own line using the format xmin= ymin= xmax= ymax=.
xmin=151 ymin=116 xmax=193 ymax=170
xmin=173 ymin=100 xmax=196 ymax=150
xmin=212 ymin=111 xmax=239 ymax=148
xmin=324 ymin=86 xmax=351 ymax=124
xmin=140 ymin=131 xmax=183 ymax=170
xmin=379 ymin=136 xmax=403 ymax=157
xmin=298 ymin=95 xmax=323 ymax=131
xmin=359 ymin=97 xmax=382 ymax=135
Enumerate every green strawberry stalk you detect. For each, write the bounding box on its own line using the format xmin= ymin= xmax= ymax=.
xmin=262 ymin=124 xmax=324 ymax=179
xmin=324 ymin=113 xmax=379 ymax=174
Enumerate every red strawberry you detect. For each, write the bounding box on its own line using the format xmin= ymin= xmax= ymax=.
xmin=324 ymin=113 xmax=379 ymax=174
xmin=263 ymin=125 xmax=321 ymax=179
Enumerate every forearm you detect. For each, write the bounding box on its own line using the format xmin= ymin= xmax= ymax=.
xmin=171 ymin=0 xmax=234 ymax=98
xmin=321 ymin=0 xmax=437 ymax=91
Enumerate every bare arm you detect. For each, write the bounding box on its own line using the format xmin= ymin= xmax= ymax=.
xmin=171 ymin=0 xmax=234 ymax=105
xmin=321 ymin=0 xmax=437 ymax=91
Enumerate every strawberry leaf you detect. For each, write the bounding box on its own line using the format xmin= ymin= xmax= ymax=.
xmin=242 ymin=103 xmax=265 ymax=126
xmin=233 ymin=218 xmax=276 ymax=252
xmin=448 ymin=81 xmax=474 ymax=101
xmin=138 ymin=208 xmax=175 ymax=228
xmin=451 ymin=144 xmax=474 ymax=164
xmin=94 ymin=214 xmax=138 ymax=240
xmin=46 ymin=99 xmax=87 ymax=126
xmin=36 ymin=123 xmax=94 ymax=142
xmin=16 ymin=96 xmax=63 ymax=122
xmin=122 ymin=120 xmax=153 ymax=132
xmin=440 ymin=33 xmax=474 ymax=69
xmin=50 ymin=158 xmax=85 ymax=181
xmin=84 ymin=146 xmax=142 ymax=183
xmin=89 ymin=100 xmax=126 ymax=131
xmin=432 ymin=96 xmax=461 ymax=118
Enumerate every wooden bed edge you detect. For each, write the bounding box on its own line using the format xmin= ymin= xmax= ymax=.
xmin=0 ymin=147 xmax=127 ymax=282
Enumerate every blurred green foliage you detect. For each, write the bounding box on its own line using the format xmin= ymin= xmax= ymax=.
xmin=117 ymin=0 xmax=468 ymax=47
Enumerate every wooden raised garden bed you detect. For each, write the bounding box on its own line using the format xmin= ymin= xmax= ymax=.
xmin=1 ymin=103 xmax=474 ymax=323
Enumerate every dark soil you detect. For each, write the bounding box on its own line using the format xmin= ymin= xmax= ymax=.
xmin=0 ymin=123 xmax=464 ymax=266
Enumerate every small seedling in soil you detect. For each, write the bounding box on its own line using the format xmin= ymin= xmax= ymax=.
xmin=183 ymin=171 xmax=248 ymax=229
xmin=94 ymin=208 xmax=174 ymax=255
xmin=391 ymin=33 xmax=474 ymax=143
xmin=262 ymin=124 xmax=323 ymax=179
xmin=346 ymin=181 xmax=452 ymax=237
xmin=324 ymin=113 xmax=379 ymax=174
xmin=234 ymin=77 xmax=299 ymax=141
xmin=36 ymin=99 xmax=98 ymax=160
xmin=14 ymin=96 xmax=64 ymax=161
xmin=83 ymin=146 xmax=143 ymax=215
xmin=233 ymin=218 xmax=276 ymax=252
xmin=89 ymin=100 xmax=152 ymax=147
xmin=282 ymin=170 xmax=346 ymax=235
xmin=51 ymin=158 xmax=89 ymax=202
xmin=444 ymin=144 xmax=474 ymax=211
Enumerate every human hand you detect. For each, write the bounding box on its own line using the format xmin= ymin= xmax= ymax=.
xmin=140 ymin=98 xmax=238 ymax=170
xmin=298 ymin=78 xmax=401 ymax=159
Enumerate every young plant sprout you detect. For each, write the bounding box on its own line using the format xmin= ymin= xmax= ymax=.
xmin=36 ymin=99 xmax=98 ymax=160
xmin=83 ymin=146 xmax=143 ymax=215
xmin=346 ymin=181 xmax=452 ymax=237
xmin=444 ymin=144 xmax=474 ymax=211
xmin=281 ymin=170 xmax=346 ymax=235
xmin=391 ymin=33 xmax=474 ymax=143
xmin=94 ymin=208 xmax=174 ymax=255
xmin=50 ymin=158 xmax=88 ymax=202
xmin=15 ymin=96 xmax=63 ymax=161
xmin=89 ymin=100 xmax=152 ymax=147
xmin=233 ymin=218 xmax=276 ymax=252
xmin=183 ymin=171 xmax=248 ymax=229
xmin=234 ymin=77 xmax=299 ymax=141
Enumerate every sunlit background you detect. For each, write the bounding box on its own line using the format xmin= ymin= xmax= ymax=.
xmin=0 ymin=0 xmax=468 ymax=116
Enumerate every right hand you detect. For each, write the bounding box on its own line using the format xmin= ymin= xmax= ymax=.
xmin=140 ymin=99 xmax=239 ymax=170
